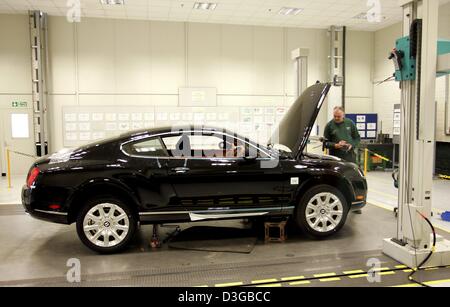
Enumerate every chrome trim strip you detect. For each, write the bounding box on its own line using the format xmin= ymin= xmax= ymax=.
xmin=34 ymin=209 xmax=68 ymax=216
xmin=138 ymin=206 xmax=284 ymax=216
xmin=194 ymin=207 xmax=283 ymax=213
xmin=189 ymin=211 xmax=268 ymax=221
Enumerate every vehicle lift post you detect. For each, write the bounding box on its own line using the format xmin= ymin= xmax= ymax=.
xmin=382 ymin=0 xmax=450 ymax=268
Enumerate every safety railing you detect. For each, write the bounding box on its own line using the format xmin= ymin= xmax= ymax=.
xmin=4 ymin=148 xmax=37 ymax=189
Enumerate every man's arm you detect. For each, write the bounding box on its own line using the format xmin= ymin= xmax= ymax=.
xmin=323 ymin=123 xmax=336 ymax=149
xmin=350 ymin=121 xmax=361 ymax=148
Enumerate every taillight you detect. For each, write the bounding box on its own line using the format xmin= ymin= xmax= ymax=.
xmin=27 ymin=167 xmax=40 ymax=187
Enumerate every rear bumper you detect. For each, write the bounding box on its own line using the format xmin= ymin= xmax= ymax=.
xmin=21 ymin=185 xmax=69 ymax=224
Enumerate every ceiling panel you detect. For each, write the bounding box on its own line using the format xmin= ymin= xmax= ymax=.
xmin=0 ymin=0 xmax=449 ymax=31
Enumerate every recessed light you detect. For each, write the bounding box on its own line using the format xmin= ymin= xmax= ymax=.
xmin=353 ymin=12 xmax=386 ymax=21
xmin=278 ymin=7 xmax=303 ymax=16
xmin=353 ymin=12 xmax=368 ymax=19
xmin=100 ymin=0 xmax=125 ymax=5
xmin=193 ymin=2 xmax=217 ymax=10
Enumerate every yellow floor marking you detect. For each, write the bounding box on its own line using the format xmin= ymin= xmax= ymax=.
xmin=392 ymin=283 xmax=421 ymax=287
xmin=403 ymin=269 xmax=414 ymax=273
xmin=425 ymin=279 xmax=450 ymax=286
xmin=343 ymin=270 xmax=365 ymax=274
xmin=393 ymin=279 xmax=450 ymax=287
xmin=215 ymin=282 xmax=244 ymax=287
xmin=319 ymin=277 xmax=341 ymax=282
xmin=313 ymin=272 xmax=336 ymax=278
xmin=349 ymin=273 xmax=369 ymax=279
xmin=424 ymin=267 xmax=438 ymax=271
xmin=289 ymin=280 xmax=311 ymax=286
xmin=395 ymin=265 xmax=407 ymax=269
xmin=196 ymin=285 xmax=208 ymax=287
xmin=255 ymin=283 xmax=282 ymax=288
xmin=379 ymin=271 xmax=396 ymax=276
xmin=251 ymin=279 xmax=278 ymax=284
xmin=281 ymin=276 xmax=305 ymax=281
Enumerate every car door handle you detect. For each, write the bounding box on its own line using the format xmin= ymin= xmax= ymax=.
xmin=171 ymin=167 xmax=190 ymax=173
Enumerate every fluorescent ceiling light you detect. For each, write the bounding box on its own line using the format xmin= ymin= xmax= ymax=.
xmin=193 ymin=2 xmax=217 ymax=10
xmin=278 ymin=7 xmax=303 ymax=16
xmin=100 ymin=0 xmax=125 ymax=5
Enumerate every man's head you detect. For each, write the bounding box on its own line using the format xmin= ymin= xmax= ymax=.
xmin=333 ymin=106 xmax=345 ymax=124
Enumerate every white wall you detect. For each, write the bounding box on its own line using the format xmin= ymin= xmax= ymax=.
xmin=373 ymin=22 xmax=402 ymax=136
xmin=0 ymin=15 xmax=34 ymax=174
xmin=0 ymin=14 xmax=376 ymax=173
xmin=345 ymin=30 xmax=374 ymax=114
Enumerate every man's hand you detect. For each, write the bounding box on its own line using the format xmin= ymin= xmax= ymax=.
xmin=335 ymin=140 xmax=346 ymax=149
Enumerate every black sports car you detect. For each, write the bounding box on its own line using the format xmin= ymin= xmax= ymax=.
xmin=22 ymin=83 xmax=367 ymax=253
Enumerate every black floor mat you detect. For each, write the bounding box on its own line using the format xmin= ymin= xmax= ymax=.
xmin=167 ymin=226 xmax=257 ymax=254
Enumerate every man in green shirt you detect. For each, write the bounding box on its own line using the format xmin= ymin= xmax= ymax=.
xmin=323 ymin=106 xmax=360 ymax=163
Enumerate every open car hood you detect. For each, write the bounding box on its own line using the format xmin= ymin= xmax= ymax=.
xmin=269 ymin=82 xmax=331 ymax=159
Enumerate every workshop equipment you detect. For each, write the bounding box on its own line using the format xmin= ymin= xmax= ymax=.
xmin=382 ymin=0 xmax=450 ymax=270
xmin=442 ymin=212 xmax=450 ymax=222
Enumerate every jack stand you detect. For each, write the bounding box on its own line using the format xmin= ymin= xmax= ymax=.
xmin=264 ymin=218 xmax=288 ymax=243
xmin=150 ymin=224 xmax=161 ymax=248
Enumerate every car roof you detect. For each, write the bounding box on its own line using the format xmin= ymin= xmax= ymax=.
xmin=121 ymin=125 xmax=244 ymax=139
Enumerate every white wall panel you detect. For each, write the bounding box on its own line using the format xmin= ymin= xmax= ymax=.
xmin=114 ymin=19 xmax=151 ymax=94
xmin=47 ymin=16 xmax=76 ymax=94
xmin=252 ymin=27 xmax=284 ymax=96
xmin=149 ymin=21 xmax=186 ymax=94
xmin=187 ymin=23 xmax=222 ymax=89
xmin=220 ymin=25 xmax=253 ymax=95
xmin=0 ymin=15 xmax=31 ymax=94
xmin=77 ymin=18 xmax=115 ymax=93
xmin=346 ymin=31 xmax=374 ymax=101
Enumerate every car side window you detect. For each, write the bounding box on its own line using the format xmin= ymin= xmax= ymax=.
xmin=161 ymin=133 xmax=270 ymax=159
xmin=122 ymin=138 xmax=168 ymax=157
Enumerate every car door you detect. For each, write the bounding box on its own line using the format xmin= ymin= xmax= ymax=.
xmin=121 ymin=136 xmax=187 ymax=222
xmin=160 ymin=131 xmax=289 ymax=220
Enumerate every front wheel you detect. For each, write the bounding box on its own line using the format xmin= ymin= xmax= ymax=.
xmin=295 ymin=185 xmax=349 ymax=238
xmin=76 ymin=196 xmax=137 ymax=254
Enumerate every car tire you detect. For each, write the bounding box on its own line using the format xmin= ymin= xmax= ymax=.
xmin=295 ymin=184 xmax=349 ymax=238
xmin=76 ymin=196 xmax=137 ymax=254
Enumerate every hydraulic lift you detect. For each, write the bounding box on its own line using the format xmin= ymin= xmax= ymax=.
xmin=382 ymin=0 xmax=450 ymax=269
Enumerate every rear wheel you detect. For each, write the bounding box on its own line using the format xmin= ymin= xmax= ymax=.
xmin=76 ymin=196 xmax=137 ymax=253
xmin=295 ymin=184 xmax=349 ymax=238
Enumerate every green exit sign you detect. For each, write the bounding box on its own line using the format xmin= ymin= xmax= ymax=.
xmin=12 ymin=101 xmax=27 ymax=108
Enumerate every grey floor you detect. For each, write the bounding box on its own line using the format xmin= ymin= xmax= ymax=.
xmin=1 ymin=203 xmax=449 ymax=287
xmin=0 ymin=171 xmax=449 ymax=287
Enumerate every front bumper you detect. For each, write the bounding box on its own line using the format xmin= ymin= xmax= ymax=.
xmin=21 ymin=185 xmax=69 ymax=224
xmin=350 ymin=200 xmax=366 ymax=211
